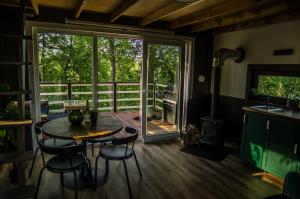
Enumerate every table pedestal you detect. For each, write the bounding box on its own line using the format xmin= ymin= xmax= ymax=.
xmin=63 ymin=167 xmax=108 ymax=190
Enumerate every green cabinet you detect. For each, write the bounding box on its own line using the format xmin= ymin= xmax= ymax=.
xmin=241 ymin=112 xmax=268 ymax=168
xmin=264 ymin=118 xmax=295 ymax=178
xmin=241 ymin=110 xmax=300 ymax=179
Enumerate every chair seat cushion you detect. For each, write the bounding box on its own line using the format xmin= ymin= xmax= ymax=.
xmin=100 ymin=145 xmax=133 ymax=160
xmin=46 ymin=154 xmax=85 ymax=172
xmin=87 ymin=136 xmax=113 ymax=143
xmin=44 ymin=138 xmax=74 ymax=147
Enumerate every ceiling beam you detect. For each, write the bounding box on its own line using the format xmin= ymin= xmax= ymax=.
xmin=214 ymin=10 xmax=300 ymax=34
xmin=191 ymin=0 xmax=300 ymax=32
xmin=141 ymin=1 xmax=199 ymax=26
xmin=110 ymin=0 xmax=138 ymax=23
xmin=74 ymin=0 xmax=88 ymax=19
xmin=169 ymin=0 xmax=283 ymax=29
xmin=31 ymin=0 xmax=38 ymax=16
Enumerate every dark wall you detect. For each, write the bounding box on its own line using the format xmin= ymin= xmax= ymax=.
xmin=185 ymin=31 xmax=214 ymax=127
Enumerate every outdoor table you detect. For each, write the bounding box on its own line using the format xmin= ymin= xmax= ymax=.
xmin=42 ymin=115 xmax=123 ymax=189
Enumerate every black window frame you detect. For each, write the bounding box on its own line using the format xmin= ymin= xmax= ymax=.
xmin=246 ymin=64 xmax=300 ymax=110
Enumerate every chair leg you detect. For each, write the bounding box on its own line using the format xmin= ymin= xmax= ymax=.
xmin=105 ymin=159 xmax=109 ymax=177
xmin=72 ymin=170 xmax=78 ymax=199
xmin=94 ymin=155 xmax=100 ymax=188
xmin=122 ymin=160 xmax=132 ymax=198
xmin=34 ymin=167 xmax=46 ymax=199
xmin=29 ymin=147 xmax=40 ymax=178
xmin=133 ymin=151 xmax=142 ymax=178
xmin=91 ymin=143 xmax=94 ymax=156
xmin=60 ymin=173 xmax=64 ymax=185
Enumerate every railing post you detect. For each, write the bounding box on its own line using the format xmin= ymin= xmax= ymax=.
xmin=67 ymin=83 xmax=72 ymax=100
xmin=113 ymin=82 xmax=117 ymax=112
xmin=153 ymin=82 xmax=156 ymax=111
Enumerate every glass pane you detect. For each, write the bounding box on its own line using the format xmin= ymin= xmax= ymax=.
xmin=146 ymin=44 xmax=180 ymax=135
xmin=97 ymin=37 xmax=142 ymax=112
xmin=258 ymin=75 xmax=300 ymax=98
xmin=38 ymin=33 xmax=93 ymax=118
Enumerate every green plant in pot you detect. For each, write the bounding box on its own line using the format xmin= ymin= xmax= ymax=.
xmin=89 ymin=109 xmax=98 ymax=127
xmin=68 ymin=110 xmax=84 ymax=125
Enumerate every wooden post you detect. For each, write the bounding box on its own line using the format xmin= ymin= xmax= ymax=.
xmin=153 ymin=82 xmax=156 ymax=111
xmin=113 ymin=82 xmax=117 ymax=112
xmin=67 ymin=83 xmax=72 ymax=100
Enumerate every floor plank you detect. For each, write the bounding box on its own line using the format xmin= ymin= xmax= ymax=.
xmin=9 ymin=140 xmax=281 ymax=199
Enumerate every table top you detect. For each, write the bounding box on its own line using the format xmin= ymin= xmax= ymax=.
xmin=42 ymin=115 xmax=123 ymax=141
xmin=64 ymin=100 xmax=87 ymax=111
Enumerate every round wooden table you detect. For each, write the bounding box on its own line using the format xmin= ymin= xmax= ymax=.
xmin=42 ymin=115 xmax=123 ymax=190
xmin=42 ymin=115 xmax=123 ymax=141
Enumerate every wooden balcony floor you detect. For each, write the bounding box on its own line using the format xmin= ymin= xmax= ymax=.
xmin=0 ymin=140 xmax=280 ymax=199
xmin=101 ymin=111 xmax=177 ymax=136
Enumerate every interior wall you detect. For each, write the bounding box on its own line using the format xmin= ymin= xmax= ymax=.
xmin=214 ymin=20 xmax=300 ymax=99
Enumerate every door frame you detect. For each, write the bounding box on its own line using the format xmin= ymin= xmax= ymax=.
xmin=141 ymin=38 xmax=192 ymax=143
xmin=27 ymin=20 xmax=194 ymax=145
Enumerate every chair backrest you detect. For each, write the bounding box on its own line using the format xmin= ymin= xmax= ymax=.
xmin=283 ymin=172 xmax=300 ymax=199
xmin=38 ymin=140 xmax=85 ymax=156
xmin=112 ymin=127 xmax=138 ymax=145
xmin=35 ymin=120 xmax=49 ymax=135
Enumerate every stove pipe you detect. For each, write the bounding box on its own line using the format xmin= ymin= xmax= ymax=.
xmin=210 ymin=47 xmax=245 ymax=119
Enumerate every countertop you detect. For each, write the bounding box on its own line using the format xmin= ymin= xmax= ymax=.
xmin=243 ymin=106 xmax=300 ymax=121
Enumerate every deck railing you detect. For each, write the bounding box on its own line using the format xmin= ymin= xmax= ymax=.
xmin=40 ymin=82 xmax=167 ymax=113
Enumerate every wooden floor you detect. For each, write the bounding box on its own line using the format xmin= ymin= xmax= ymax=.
xmin=101 ymin=111 xmax=177 ymax=136
xmin=0 ymin=140 xmax=280 ymax=199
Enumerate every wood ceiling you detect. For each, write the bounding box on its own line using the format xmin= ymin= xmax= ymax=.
xmin=1 ymin=0 xmax=300 ymax=32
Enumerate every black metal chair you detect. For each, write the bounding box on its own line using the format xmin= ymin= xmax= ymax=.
xmin=95 ymin=127 xmax=142 ymax=198
xmin=87 ymin=136 xmax=113 ymax=156
xmin=34 ymin=141 xmax=91 ymax=199
xmin=29 ymin=120 xmax=74 ymax=177
xmin=264 ymin=172 xmax=300 ymax=199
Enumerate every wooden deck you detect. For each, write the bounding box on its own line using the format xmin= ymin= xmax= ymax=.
xmin=0 ymin=140 xmax=280 ymax=199
xmin=101 ymin=111 xmax=177 ymax=136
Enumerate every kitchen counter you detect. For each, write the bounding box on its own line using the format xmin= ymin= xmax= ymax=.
xmin=243 ymin=106 xmax=300 ymax=121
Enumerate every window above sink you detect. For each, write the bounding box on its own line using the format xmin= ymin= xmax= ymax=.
xmin=246 ymin=64 xmax=300 ymax=111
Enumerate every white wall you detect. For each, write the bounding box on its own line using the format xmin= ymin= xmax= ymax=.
xmin=213 ymin=20 xmax=300 ymax=99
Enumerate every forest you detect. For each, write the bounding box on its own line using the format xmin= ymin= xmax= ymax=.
xmin=37 ymin=33 xmax=180 ymax=113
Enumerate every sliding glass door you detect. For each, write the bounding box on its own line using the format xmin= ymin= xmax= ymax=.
xmin=141 ymin=40 xmax=185 ymax=143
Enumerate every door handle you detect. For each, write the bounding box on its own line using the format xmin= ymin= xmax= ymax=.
xmin=243 ymin=114 xmax=246 ymax=124
xmin=266 ymin=120 xmax=270 ymax=130
xmin=294 ymin=144 xmax=298 ymax=155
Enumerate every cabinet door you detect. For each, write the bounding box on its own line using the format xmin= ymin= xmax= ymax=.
xmin=241 ymin=112 xmax=268 ymax=169
xmin=264 ymin=118 xmax=295 ymax=178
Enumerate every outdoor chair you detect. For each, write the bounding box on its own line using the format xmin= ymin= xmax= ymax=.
xmin=34 ymin=142 xmax=91 ymax=199
xmin=95 ymin=127 xmax=142 ymax=198
xmin=29 ymin=120 xmax=74 ymax=178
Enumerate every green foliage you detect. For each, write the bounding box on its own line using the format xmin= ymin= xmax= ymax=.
xmin=38 ymin=33 xmax=180 ymax=113
xmin=257 ymin=75 xmax=300 ymax=99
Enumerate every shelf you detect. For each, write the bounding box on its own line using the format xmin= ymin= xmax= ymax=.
xmin=0 ymin=151 xmax=33 ymax=164
xmin=0 ymin=90 xmax=31 ymax=96
xmin=0 ymin=185 xmax=35 ymax=199
xmin=0 ymin=61 xmax=32 ymax=66
xmin=0 ymin=33 xmax=32 ymax=40
xmin=0 ymin=120 xmax=32 ymax=128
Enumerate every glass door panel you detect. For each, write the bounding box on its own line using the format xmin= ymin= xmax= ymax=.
xmin=142 ymin=42 xmax=182 ymax=141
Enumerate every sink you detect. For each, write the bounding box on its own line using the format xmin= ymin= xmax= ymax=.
xmin=251 ymin=105 xmax=283 ymax=112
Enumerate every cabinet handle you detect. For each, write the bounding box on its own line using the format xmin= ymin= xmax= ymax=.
xmin=243 ymin=114 xmax=246 ymax=124
xmin=266 ymin=120 xmax=270 ymax=130
xmin=294 ymin=144 xmax=298 ymax=155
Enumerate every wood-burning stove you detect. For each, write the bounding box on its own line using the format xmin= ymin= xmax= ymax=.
xmin=199 ymin=47 xmax=245 ymax=147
